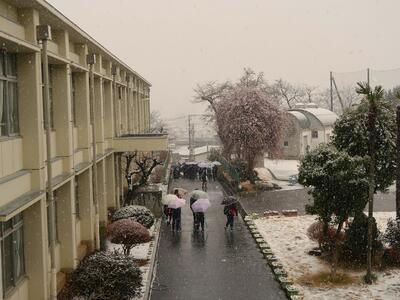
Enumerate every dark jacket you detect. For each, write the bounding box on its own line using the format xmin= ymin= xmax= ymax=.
xmin=172 ymin=207 xmax=181 ymax=219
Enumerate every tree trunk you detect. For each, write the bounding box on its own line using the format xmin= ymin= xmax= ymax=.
xmin=366 ymin=97 xmax=377 ymax=284
xmin=396 ymin=105 xmax=400 ymax=219
xmin=123 ymin=245 xmax=132 ymax=256
xmin=331 ymin=221 xmax=344 ymax=279
xmin=247 ymin=157 xmax=255 ymax=184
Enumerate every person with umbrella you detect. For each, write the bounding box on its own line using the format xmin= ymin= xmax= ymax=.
xmin=201 ymin=170 xmax=208 ymax=192
xmin=170 ymin=189 xmax=183 ymax=232
xmin=189 ymin=189 xmax=208 ymax=228
xmin=222 ymin=196 xmax=238 ymax=230
xmin=191 ymin=198 xmax=211 ymax=232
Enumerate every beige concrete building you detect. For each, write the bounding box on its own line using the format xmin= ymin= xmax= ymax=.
xmin=282 ymin=103 xmax=338 ymax=159
xmin=0 ymin=0 xmax=167 ymax=299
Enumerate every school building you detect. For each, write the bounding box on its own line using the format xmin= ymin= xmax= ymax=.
xmin=0 ymin=0 xmax=167 ymax=299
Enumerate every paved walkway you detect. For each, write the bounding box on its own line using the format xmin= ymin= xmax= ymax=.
xmin=150 ymin=179 xmax=285 ymax=300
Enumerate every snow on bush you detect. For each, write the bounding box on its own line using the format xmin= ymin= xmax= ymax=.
xmin=384 ymin=218 xmax=400 ymax=249
xmin=60 ymin=251 xmax=142 ymax=300
xmin=107 ymin=219 xmax=151 ymax=256
xmin=112 ymin=205 xmax=155 ymax=228
xmin=343 ymin=213 xmax=383 ymax=264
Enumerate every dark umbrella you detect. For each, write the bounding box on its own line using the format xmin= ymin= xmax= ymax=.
xmin=221 ymin=196 xmax=238 ymax=205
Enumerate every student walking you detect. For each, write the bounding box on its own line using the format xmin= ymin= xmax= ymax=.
xmin=201 ymin=171 xmax=208 ymax=192
xmin=171 ymin=189 xmax=182 ymax=231
xmin=224 ymin=203 xmax=238 ymax=230
xmin=195 ymin=212 xmax=205 ymax=232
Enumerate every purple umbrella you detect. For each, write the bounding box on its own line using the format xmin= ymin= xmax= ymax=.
xmin=191 ymin=198 xmax=211 ymax=213
xmin=168 ymin=198 xmax=186 ymax=209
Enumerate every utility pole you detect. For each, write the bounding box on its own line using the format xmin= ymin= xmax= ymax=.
xmin=330 ymin=71 xmax=333 ymax=111
xmin=397 ymin=105 xmax=400 ymax=219
xmin=366 ymin=71 xmax=375 ymax=284
xmin=188 ymin=114 xmax=195 ymax=161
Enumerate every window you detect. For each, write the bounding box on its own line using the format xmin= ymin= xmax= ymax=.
xmin=0 ymin=52 xmax=19 ymax=137
xmin=311 ymin=130 xmax=318 ymax=139
xmin=75 ymin=178 xmax=80 ymax=219
xmin=1 ymin=213 xmax=25 ymax=295
xmin=70 ymin=72 xmax=77 ymax=126
xmin=283 ymin=141 xmax=289 ymax=147
xmin=46 ymin=191 xmax=59 ymax=246
xmin=118 ymin=86 xmax=122 ymax=99
xmin=42 ymin=65 xmax=54 ymax=129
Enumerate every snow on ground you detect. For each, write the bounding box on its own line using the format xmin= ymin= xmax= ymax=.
xmin=106 ymin=223 xmax=158 ymax=300
xmin=264 ymin=159 xmax=300 ymax=180
xmin=254 ymin=212 xmax=400 ymax=300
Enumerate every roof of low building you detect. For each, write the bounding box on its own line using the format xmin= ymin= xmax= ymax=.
xmin=290 ymin=107 xmax=338 ymax=127
xmin=287 ymin=111 xmax=310 ymax=129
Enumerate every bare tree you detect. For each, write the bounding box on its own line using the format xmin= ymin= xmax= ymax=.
xmin=193 ymin=81 xmax=232 ymax=114
xmin=150 ymin=110 xmax=167 ymax=133
xmin=122 ymin=151 xmax=164 ymax=206
xmin=302 ymin=85 xmax=318 ymax=103
xmin=274 ymin=79 xmax=304 ymax=108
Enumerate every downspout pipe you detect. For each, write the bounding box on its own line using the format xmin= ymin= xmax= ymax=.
xmin=37 ymin=24 xmax=57 ymax=300
xmin=87 ymin=54 xmax=100 ymax=250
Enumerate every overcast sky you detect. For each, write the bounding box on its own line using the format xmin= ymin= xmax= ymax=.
xmin=48 ymin=0 xmax=400 ymax=118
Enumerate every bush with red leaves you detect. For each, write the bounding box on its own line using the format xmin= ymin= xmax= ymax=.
xmin=107 ymin=219 xmax=151 ymax=255
xmin=307 ymin=221 xmax=345 ymax=250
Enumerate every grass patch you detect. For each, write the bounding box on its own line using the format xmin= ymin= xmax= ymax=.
xmin=298 ymin=271 xmax=359 ymax=288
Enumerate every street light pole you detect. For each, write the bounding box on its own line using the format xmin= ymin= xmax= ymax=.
xmin=87 ymin=53 xmax=100 ymax=250
xmin=37 ymin=24 xmax=57 ymax=300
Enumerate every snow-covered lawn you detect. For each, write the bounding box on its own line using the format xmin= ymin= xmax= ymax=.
xmin=254 ymin=213 xmax=400 ymax=300
xmin=106 ymin=221 xmax=160 ymax=300
xmin=264 ymin=158 xmax=300 ymax=180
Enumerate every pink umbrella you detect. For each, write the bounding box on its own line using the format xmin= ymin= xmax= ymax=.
xmin=191 ymin=198 xmax=211 ymax=213
xmin=168 ymin=198 xmax=186 ymax=209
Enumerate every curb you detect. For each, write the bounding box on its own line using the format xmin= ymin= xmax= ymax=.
xmin=141 ymin=219 xmax=162 ymax=300
xmin=244 ymin=216 xmax=302 ymax=300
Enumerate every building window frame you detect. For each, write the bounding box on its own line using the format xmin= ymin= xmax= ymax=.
xmin=1 ymin=213 xmax=25 ymax=296
xmin=311 ymin=130 xmax=318 ymax=139
xmin=70 ymin=72 xmax=77 ymax=127
xmin=0 ymin=51 xmax=19 ymax=137
xmin=283 ymin=141 xmax=289 ymax=148
xmin=42 ymin=64 xmax=55 ymax=129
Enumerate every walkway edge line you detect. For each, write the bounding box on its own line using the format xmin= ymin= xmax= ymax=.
xmin=141 ymin=218 xmax=162 ymax=300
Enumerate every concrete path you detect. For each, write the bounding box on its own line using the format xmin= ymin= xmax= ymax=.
xmin=150 ymin=179 xmax=286 ymax=300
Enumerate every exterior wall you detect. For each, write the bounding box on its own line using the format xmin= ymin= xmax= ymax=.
xmin=0 ymin=0 xmax=154 ymax=299
xmin=282 ymin=110 xmax=336 ymax=159
xmin=282 ymin=115 xmax=302 ymax=159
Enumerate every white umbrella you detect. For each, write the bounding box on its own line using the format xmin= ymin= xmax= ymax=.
xmin=197 ymin=161 xmax=211 ymax=168
xmin=162 ymin=194 xmax=179 ymax=205
xmin=168 ymin=198 xmax=186 ymax=209
xmin=192 ymin=198 xmax=211 ymax=213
